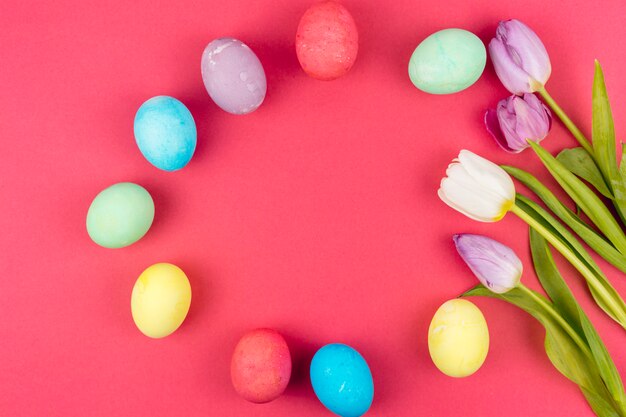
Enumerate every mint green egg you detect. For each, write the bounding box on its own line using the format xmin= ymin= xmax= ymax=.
xmin=408 ymin=29 xmax=486 ymax=94
xmin=86 ymin=182 xmax=155 ymax=248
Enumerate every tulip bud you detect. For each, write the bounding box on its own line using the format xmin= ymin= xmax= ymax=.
xmin=485 ymin=93 xmax=552 ymax=153
xmin=438 ymin=150 xmax=516 ymax=222
xmin=489 ymin=19 xmax=551 ymax=94
xmin=454 ymin=234 xmax=522 ymax=293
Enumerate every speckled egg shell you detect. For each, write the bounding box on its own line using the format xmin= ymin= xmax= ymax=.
xmin=86 ymin=182 xmax=154 ymax=249
xmin=428 ymin=299 xmax=489 ymax=377
xmin=131 ymin=263 xmax=192 ymax=339
xmin=408 ymin=28 xmax=486 ymax=94
xmin=201 ymin=38 xmax=267 ymax=114
xmin=310 ymin=343 xmax=374 ymax=417
xmin=134 ymin=96 xmax=197 ymax=171
xmin=230 ymin=328 xmax=292 ymax=403
xmin=296 ymin=1 xmax=359 ymax=80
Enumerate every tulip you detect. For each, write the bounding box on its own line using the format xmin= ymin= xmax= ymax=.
xmin=489 ymin=19 xmax=551 ymax=95
xmin=485 ymin=93 xmax=552 ymax=153
xmin=438 ymin=150 xmax=515 ymax=222
xmin=453 ymin=234 xmax=522 ymax=293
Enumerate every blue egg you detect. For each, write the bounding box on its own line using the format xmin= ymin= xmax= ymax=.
xmin=134 ymin=96 xmax=197 ymax=171
xmin=310 ymin=343 xmax=374 ymax=417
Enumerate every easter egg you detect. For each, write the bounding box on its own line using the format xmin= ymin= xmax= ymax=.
xmin=296 ymin=1 xmax=358 ymax=80
xmin=133 ymin=96 xmax=197 ymax=171
xmin=131 ymin=263 xmax=192 ymax=339
xmin=201 ymin=38 xmax=267 ymax=115
xmin=408 ymin=28 xmax=486 ymax=94
xmin=86 ymin=182 xmax=154 ymax=249
xmin=428 ymin=299 xmax=489 ymax=377
xmin=310 ymin=343 xmax=373 ymax=417
xmin=230 ymin=329 xmax=292 ymax=403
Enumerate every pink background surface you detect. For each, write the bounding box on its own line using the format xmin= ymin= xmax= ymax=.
xmin=2 ymin=0 xmax=626 ymax=415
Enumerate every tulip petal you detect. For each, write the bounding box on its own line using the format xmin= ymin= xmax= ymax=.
xmin=485 ymin=108 xmax=517 ymax=152
xmin=454 ymin=233 xmax=522 ymax=293
xmin=458 ymin=150 xmax=515 ymax=202
xmin=488 ymin=38 xmax=532 ymax=94
xmin=496 ymin=99 xmax=529 ymax=152
xmin=439 ymin=164 xmax=508 ymax=222
xmin=513 ymin=94 xmax=549 ymax=143
xmin=499 ymin=20 xmax=551 ymax=87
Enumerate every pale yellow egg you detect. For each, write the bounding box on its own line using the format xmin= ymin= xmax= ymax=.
xmin=428 ymin=299 xmax=489 ymax=377
xmin=131 ymin=263 xmax=192 ymax=338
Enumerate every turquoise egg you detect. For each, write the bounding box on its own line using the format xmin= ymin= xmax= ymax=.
xmin=134 ymin=96 xmax=197 ymax=171
xmin=310 ymin=344 xmax=374 ymax=417
xmin=408 ymin=28 xmax=486 ymax=94
xmin=86 ymin=182 xmax=154 ymax=248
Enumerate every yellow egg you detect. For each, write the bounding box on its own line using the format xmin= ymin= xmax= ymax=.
xmin=131 ymin=263 xmax=192 ymax=338
xmin=428 ymin=299 xmax=489 ymax=377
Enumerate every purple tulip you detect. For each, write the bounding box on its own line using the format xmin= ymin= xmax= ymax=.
xmin=489 ymin=19 xmax=551 ymax=94
xmin=453 ymin=234 xmax=522 ymax=294
xmin=485 ymin=93 xmax=551 ymax=153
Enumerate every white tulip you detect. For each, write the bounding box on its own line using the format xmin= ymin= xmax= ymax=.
xmin=438 ymin=150 xmax=515 ymax=222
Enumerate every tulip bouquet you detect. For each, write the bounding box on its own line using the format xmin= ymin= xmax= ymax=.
xmin=438 ymin=19 xmax=626 ymax=416
xmin=457 ymin=232 xmax=626 ymax=416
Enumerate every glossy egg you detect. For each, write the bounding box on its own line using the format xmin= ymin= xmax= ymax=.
xmin=310 ymin=343 xmax=374 ymax=417
xmin=428 ymin=299 xmax=489 ymax=377
xmin=408 ymin=28 xmax=486 ymax=94
xmin=86 ymin=182 xmax=154 ymax=249
xmin=201 ymin=38 xmax=267 ymax=114
xmin=231 ymin=329 xmax=292 ymax=403
xmin=134 ymin=96 xmax=197 ymax=171
xmin=296 ymin=1 xmax=359 ymax=80
xmin=131 ymin=263 xmax=192 ymax=338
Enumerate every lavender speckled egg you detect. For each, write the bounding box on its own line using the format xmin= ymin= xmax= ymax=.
xmin=201 ymin=38 xmax=267 ymax=115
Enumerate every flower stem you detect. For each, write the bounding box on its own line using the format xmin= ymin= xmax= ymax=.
xmin=510 ymin=204 xmax=626 ymax=328
xmin=516 ymin=283 xmax=591 ymax=356
xmin=537 ymin=88 xmax=594 ymax=155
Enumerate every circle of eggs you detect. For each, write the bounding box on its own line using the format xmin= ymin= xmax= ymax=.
xmin=133 ymin=96 xmax=197 ymax=171
xmin=230 ymin=328 xmax=292 ymax=403
xmin=296 ymin=1 xmax=359 ymax=80
xmin=310 ymin=343 xmax=374 ymax=417
xmin=201 ymin=38 xmax=267 ymax=115
xmin=408 ymin=28 xmax=486 ymax=94
xmin=428 ymin=299 xmax=489 ymax=377
xmin=86 ymin=182 xmax=154 ymax=249
xmin=131 ymin=263 xmax=192 ymax=339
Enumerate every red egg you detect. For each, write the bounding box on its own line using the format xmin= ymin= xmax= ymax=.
xmin=295 ymin=1 xmax=359 ymax=80
xmin=230 ymin=329 xmax=292 ymax=403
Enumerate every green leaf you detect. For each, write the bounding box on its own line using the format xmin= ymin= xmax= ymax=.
xmin=504 ymin=165 xmax=626 ymax=272
xmin=557 ymin=147 xmax=613 ymax=198
xmin=619 ymin=143 xmax=626 ymax=177
xmin=514 ymin=195 xmax=626 ymax=328
xmin=593 ymin=61 xmax=626 ymax=226
xmin=461 ymin=286 xmax=592 ymax=385
xmin=529 ymin=228 xmax=583 ymax=334
xmin=530 ymin=229 xmax=626 ymax=410
xmin=593 ymin=61 xmax=619 ymax=184
xmin=581 ymin=315 xmax=626 ymax=413
xmin=581 ymin=386 xmax=622 ymax=417
xmin=529 ymin=141 xmax=626 ymax=255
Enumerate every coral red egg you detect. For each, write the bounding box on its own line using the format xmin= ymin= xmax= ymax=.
xmin=295 ymin=1 xmax=359 ymax=80
xmin=230 ymin=329 xmax=292 ymax=403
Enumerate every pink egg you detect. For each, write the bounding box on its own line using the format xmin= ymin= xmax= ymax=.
xmin=295 ymin=1 xmax=359 ymax=80
xmin=230 ymin=329 xmax=292 ymax=403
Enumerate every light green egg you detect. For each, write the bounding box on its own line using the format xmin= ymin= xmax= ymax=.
xmin=86 ymin=182 xmax=155 ymax=248
xmin=408 ymin=28 xmax=486 ymax=94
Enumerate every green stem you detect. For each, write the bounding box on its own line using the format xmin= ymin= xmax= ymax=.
xmin=510 ymin=204 xmax=626 ymax=328
xmin=517 ymin=283 xmax=591 ymax=357
xmin=538 ymin=88 xmax=594 ymax=155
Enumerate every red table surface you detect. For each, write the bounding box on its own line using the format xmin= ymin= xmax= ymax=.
xmin=2 ymin=0 xmax=626 ymax=416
